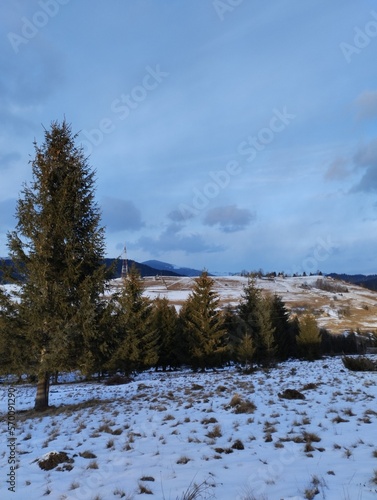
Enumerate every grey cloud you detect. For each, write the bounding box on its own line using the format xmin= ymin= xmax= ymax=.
xmin=101 ymin=197 xmax=144 ymax=232
xmin=203 ymin=205 xmax=255 ymax=233
xmin=136 ymin=224 xmax=224 ymax=255
xmin=355 ymin=90 xmax=377 ymax=120
xmin=0 ymin=42 xmax=64 ymax=134
xmin=351 ymin=139 xmax=377 ymax=192
xmin=324 ymin=157 xmax=351 ymax=181
xmin=168 ymin=208 xmax=195 ymax=222
xmin=354 ymin=139 xmax=377 ymax=168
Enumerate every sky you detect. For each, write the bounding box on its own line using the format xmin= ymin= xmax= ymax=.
xmin=1 ymin=0 xmax=377 ymax=275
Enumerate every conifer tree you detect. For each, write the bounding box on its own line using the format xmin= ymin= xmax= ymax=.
xmin=0 ymin=287 xmax=31 ymax=378
xmin=236 ymin=333 xmax=256 ymax=371
xmin=108 ymin=265 xmax=157 ymax=374
xmin=152 ymin=296 xmax=179 ymax=370
xmin=223 ymin=305 xmax=242 ymax=364
xmin=237 ymin=279 xmax=264 ymax=362
xmin=180 ymin=271 xmax=227 ymax=370
xmin=268 ymin=294 xmax=296 ymax=360
xmin=257 ymin=296 xmax=276 ymax=366
xmin=6 ymin=120 xmax=108 ymax=409
xmin=237 ymin=280 xmax=278 ymax=365
xmin=297 ymin=314 xmax=321 ymax=360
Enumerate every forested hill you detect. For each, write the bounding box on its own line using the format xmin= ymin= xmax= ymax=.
xmin=104 ymin=259 xmax=182 ymax=278
xmin=0 ymin=258 xmax=182 ymax=282
xmin=328 ymin=273 xmax=377 ymax=292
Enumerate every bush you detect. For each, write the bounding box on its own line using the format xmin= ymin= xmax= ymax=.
xmin=104 ymin=374 xmax=132 ymax=385
xmin=342 ymin=356 xmax=377 ymax=372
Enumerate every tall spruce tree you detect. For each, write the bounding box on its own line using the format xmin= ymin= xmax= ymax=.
xmin=7 ymin=120 xmax=108 ymax=410
xmin=108 ymin=265 xmax=157 ymax=374
xmin=297 ymin=314 xmax=321 ymax=360
xmin=237 ymin=279 xmax=263 ymax=362
xmin=180 ymin=271 xmax=227 ymax=370
xmin=152 ymin=296 xmax=179 ymax=370
xmin=268 ymin=294 xmax=296 ymax=360
xmin=0 ymin=287 xmax=31 ymax=378
xmin=257 ymin=296 xmax=276 ymax=366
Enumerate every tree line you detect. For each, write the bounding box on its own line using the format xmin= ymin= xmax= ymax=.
xmin=0 ymin=121 xmax=361 ymax=411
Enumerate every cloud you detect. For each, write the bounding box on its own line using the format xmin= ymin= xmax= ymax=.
xmin=351 ymin=139 xmax=377 ymax=192
xmin=0 ymin=39 xmax=64 ymax=135
xmin=168 ymin=208 xmax=195 ymax=222
xmin=203 ymin=205 xmax=255 ymax=233
xmin=136 ymin=223 xmax=224 ymax=255
xmin=101 ymin=197 xmax=144 ymax=232
xmin=324 ymin=157 xmax=351 ymax=181
xmin=355 ymin=90 xmax=377 ymax=120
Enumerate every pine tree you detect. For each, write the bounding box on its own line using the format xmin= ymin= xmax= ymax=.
xmin=0 ymin=287 xmax=31 ymax=378
xmin=237 ymin=279 xmax=264 ymax=362
xmin=269 ymin=294 xmax=297 ymax=360
xmin=6 ymin=120 xmax=108 ymax=410
xmin=151 ymin=297 xmax=179 ymax=370
xmin=236 ymin=333 xmax=256 ymax=371
xmin=223 ymin=305 xmax=242 ymax=364
xmin=108 ymin=265 xmax=157 ymax=374
xmin=257 ymin=296 xmax=276 ymax=366
xmin=180 ymin=271 xmax=228 ymax=370
xmin=297 ymin=314 xmax=321 ymax=360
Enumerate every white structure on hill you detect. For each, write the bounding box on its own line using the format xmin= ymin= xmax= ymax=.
xmin=121 ymin=243 xmax=128 ymax=278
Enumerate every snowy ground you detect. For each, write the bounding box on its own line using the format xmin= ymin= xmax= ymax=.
xmin=1 ymin=357 xmax=377 ymax=500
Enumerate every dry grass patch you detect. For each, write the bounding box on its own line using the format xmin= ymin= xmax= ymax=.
xmin=79 ymin=450 xmax=97 ymax=459
xmin=201 ymin=417 xmax=218 ymax=425
xmin=278 ymin=388 xmax=305 ymax=400
xmin=206 ymin=424 xmax=222 ymax=439
xmin=229 ymin=394 xmax=256 ymax=414
xmin=138 ymin=482 xmax=153 ymax=494
xmin=372 ymin=469 xmax=377 ymax=485
xmin=87 ymin=460 xmax=99 ymax=469
xmin=332 ymin=415 xmax=349 ymax=424
xmin=162 ymin=413 xmax=175 ymax=422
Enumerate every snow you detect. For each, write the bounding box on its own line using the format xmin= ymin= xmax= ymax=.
xmin=136 ymin=275 xmax=377 ymax=333
xmin=1 ymin=275 xmax=377 ymax=498
xmin=1 ymin=358 xmax=377 ymax=500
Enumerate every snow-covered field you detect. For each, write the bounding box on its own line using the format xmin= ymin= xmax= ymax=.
xmin=1 ymin=357 xmax=377 ymax=500
xmin=136 ymin=274 xmax=377 ymax=333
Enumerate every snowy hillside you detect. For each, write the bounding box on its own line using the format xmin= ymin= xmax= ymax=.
xmin=110 ymin=274 xmax=377 ymax=334
xmin=1 ymin=358 xmax=376 ymax=499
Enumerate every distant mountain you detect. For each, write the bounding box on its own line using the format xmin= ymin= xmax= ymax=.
xmin=0 ymin=258 xmax=181 ymax=282
xmin=328 ymin=273 xmax=377 ymax=292
xmin=104 ymin=259 xmax=182 ymax=278
xmin=142 ymin=260 xmax=205 ymax=277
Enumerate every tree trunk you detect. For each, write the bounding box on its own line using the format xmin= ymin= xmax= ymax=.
xmin=34 ymin=371 xmax=50 ymax=411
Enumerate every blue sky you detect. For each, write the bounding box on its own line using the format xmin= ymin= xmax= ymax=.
xmin=1 ymin=0 xmax=377 ymax=274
